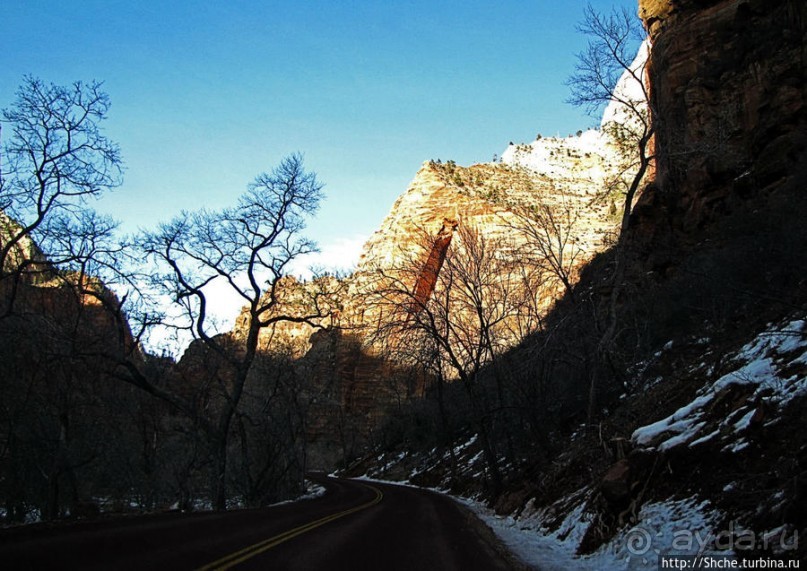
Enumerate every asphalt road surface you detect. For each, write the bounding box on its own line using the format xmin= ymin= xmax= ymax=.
xmin=0 ymin=476 xmax=521 ymax=570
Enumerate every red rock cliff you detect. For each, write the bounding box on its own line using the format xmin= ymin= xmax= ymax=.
xmin=638 ymin=0 xmax=806 ymax=231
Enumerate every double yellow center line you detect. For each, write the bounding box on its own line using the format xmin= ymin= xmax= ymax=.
xmin=196 ymin=483 xmax=383 ymax=570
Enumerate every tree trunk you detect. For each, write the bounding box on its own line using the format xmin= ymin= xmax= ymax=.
xmin=434 ymin=367 xmax=459 ymax=479
xmin=477 ymin=421 xmax=503 ymax=497
xmin=213 ymin=434 xmax=228 ymax=511
xmin=462 ymin=378 xmax=502 ymax=496
xmin=619 ymin=133 xmax=653 ymax=235
xmin=45 ymin=470 xmax=61 ymax=521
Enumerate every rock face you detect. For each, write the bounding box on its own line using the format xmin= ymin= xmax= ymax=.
xmin=357 ymin=41 xmax=650 ymax=283
xmin=637 ymin=0 xmax=806 ymax=232
xmin=358 ymin=148 xmax=622 ymax=284
xmin=0 ymin=212 xmax=51 ymax=286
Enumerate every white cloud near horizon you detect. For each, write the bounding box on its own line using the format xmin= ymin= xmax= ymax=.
xmin=286 ymin=234 xmax=368 ymax=280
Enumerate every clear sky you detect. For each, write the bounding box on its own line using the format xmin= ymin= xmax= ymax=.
xmin=2 ymin=1 xmax=638 ymax=342
xmin=2 ymin=0 xmax=639 ymax=251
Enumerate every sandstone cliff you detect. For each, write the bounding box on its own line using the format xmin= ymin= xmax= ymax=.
xmin=357 ymin=38 xmax=651 ymax=285
xmin=636 ymin=0 xmax=806 ymax=234
xmin=358 ymin=151 xmax=615 ymax=279
xmin=0 ymin=212 xmax=51 ymax=285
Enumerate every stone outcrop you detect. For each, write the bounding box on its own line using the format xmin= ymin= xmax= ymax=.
xmin=230 ymin=275 xmax=342 ymax=358
xmin=636 ymin=0 xmax=806 ymax=232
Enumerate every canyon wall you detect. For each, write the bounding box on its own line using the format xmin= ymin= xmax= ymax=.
xmin=355 ymin=133 xmax=630 ymax=294
xmin=637 ymin=0 xmax=806 ymax=232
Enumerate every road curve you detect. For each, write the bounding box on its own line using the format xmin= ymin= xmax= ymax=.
xmin=0 ymin=476 xmax=521 ymax=570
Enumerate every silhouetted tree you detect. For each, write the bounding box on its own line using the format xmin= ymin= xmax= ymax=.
xmin=0 ymin=77 xmax=123 ymax=314
xmin=567 ymin=6 xmax=654 ymax=422
xmin=140 ymin=153 xmax=331 ymax=510
xmin=366 ymin=222 xmax=545 ymax=494
xmin=508 ymin=185 xmax=584 ymax=302
xmin=567 ymin=4 xmax=652 ymax=235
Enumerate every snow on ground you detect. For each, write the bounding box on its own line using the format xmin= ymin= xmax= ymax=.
xmin=355 ymin=473 xmax=728 ymax=570
xmin=300 ymin=480 xmax=328 ymax=501
xmin=462 ymin=494 xmax=726 ymax=570
xmin=363 ymin=432 xmax=489 ymax=496
xmin=267 ymin=479 xmax=328 ymax=507
xmin=631 ymin=318 xmax=807 ymax=451
xmin=355 ymin=435 xmax=730 ymax=570
xmin=0 ymin=508 xmax=41 ymax=525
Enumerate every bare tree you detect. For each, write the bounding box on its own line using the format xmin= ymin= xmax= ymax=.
xmin=0 ymin=80 xmax=333 ymax=515
xmin=567 ymin=4 xmax=652 ymax=236
xmin=366 ymin=222 xmax=544 ymax=493
xmin=139 ymin=153 xmax=331 ymax=510
xmin=566 ymin=5 xmax=654 ymax=423
xmin=231 ymin=343 xmax=309 ymax=506
xmin=0 ymin=80 xmax=180 ymax=519
xmin=0 ymin=191 xmax=160 ymax=520
xmin=0 ymin=77 xmax=123 ymax=314
xmin=0 ymin=216 xmax=150 ymax=521
xmin=508 ymin=185 xmax=585 ymax=302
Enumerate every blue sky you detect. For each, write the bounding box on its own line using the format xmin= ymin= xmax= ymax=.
xmin=2 ymin=0 xmax=639 ymax=273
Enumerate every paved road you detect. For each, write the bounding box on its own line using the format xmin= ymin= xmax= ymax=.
xmin=0 ymin=476 xmax=520 ymax=570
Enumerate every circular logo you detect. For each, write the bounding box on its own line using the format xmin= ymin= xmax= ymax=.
xmin=626 ymin=527 xmax=653 ymax=556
